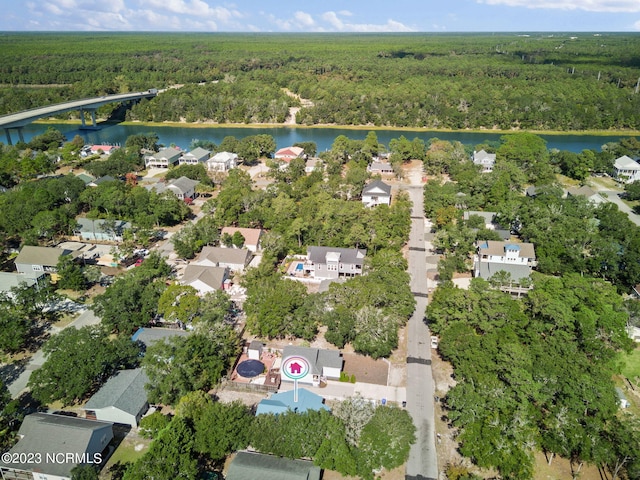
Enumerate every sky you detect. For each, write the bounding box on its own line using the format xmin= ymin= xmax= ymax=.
xmin=1 ymin=0 xmax=640 ymax=33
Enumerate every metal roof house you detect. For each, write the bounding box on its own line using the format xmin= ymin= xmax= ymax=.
xmin=282 ymin=345 xmax=343 ymax=386
xmin=83 ymin=368 xmax=150 ymax=428
xmin=0 ymin=413 xmax=113 ymax=480
xmin=256 ymin=388 xmax=330 ymax=416
xmin=226 ymin=451 xmax=321 ymax=480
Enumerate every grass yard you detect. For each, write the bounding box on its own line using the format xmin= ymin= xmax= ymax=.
xmin=620 ymin=347 xmax=640 ymax=385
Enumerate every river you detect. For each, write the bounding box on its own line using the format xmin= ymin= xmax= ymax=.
xmin=17 ymin=121 xmax=637 ymax=153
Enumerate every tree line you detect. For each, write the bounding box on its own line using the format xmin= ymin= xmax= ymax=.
xmin=1 ymin=33 xmax=639 ymax=130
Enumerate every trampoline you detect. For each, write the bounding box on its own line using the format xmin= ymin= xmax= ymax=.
xmin=237 ymin=359 xmax=265 ymax=378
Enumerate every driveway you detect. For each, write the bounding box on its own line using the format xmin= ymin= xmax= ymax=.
xmin=600 ymin=191 xmax=640 ymax=226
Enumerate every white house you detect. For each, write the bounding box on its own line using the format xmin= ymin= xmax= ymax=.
xmin=474 ymin=240 xmax=536 ymax=282
xmin=281 ymin=346 xmax=343 ymax=386
xmin=367 ymin=162 xmax=394 ymax=175
xmin=473 ymin=150 xmax=496 ymax=173
xmin=220 ymin=227 xmax=263 ymax=252
xmin=83 ymin=368 xmax=149 ymax=428
xmin=179 ymin=147 xmax=211 ymax=165
xmin=362 ymin=179 xmax=392 ymax=207
xmin=180 ymin=265 xmax=229 ymax=295
xmin=207 ymin=151 xmax=238 ymax=172
xmin=614 ymin=155 xmax=640 ymax=183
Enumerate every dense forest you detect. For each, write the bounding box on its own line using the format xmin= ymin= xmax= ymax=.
xmin=1 ymin=32 xmax=639 ymax=130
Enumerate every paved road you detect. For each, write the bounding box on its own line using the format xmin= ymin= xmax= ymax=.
xmin=6 ymin=307 xmax=101 ymax=398
xmin=404 ymin=184 xmax=439 ymax=480
xmin=600 ymin=191 xmax=640 ymax=226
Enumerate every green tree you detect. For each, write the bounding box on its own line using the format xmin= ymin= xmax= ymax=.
xmin=357 ymin=405 xmax=416 ymax=479
xmin=28 ymin=326 xmax=141 ymax=405
xmin=123 ymin=416 xmax=198 ymax=480
xmin=157 ymin=284 xmax=200 ymax=324
xmin=56 ymin=255 xmax=86 ymax=291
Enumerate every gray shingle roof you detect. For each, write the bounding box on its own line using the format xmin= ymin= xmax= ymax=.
xmin=227 ymin=451 xmax=321 ymax=480
xmin=14 ymin=246 xmax=70 ymax=267
xmin=196 ymin=246 xmax=252 ymax=267
xmin=307 ymin=246 xmax=366 ymax=266
xmin=0 ymin=413 xmax=113 ymax=478
xmin=131 ymin=327 xmax=190 ymax=347
xmin=168 ymin=176 xmax=199 ymax=194
xmin=0 ymin=272 xmax=43 ymax=293
xmin=282 ymin=346 xmax=343 ymax=375
xmin=181 ymin=265 xmax=228 ymax=290
xmin=84 ymin=368 xmax=149 ymax=417
xmin=362 ymin=179 xmax=391 ymax=196
xmin=478 ymin=262 xmax=532 ymax=281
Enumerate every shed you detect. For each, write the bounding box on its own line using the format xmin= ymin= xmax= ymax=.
xmin=248 ymin=340 xmax=263 ymax=360
xmin=226 ymin=451 xmax=321 ymax=480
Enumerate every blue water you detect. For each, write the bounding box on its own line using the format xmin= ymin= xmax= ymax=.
xmin=295 ymin=263 xmax=303 ymax=271
xmin=11 ymin=121 xmax=637 ymax=153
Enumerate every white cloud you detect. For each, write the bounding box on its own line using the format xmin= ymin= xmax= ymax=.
xmin=477 ymin=0 xmax=640 ymax=13
xmin=293 ymin=11 xmax=315 ymax=28
xmin=634 ymin=19 xmax=640 ymax=30
xmin=139 ymin=0 xmax=241 ymax=21
xmin=320 ymin=11 xmax=414 ymax=32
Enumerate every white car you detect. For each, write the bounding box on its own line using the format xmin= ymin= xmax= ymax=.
xmin=430 ymin=336 xmax=439 ymax=349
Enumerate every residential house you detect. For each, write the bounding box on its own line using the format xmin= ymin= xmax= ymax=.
xmin=463 ymin=211 xmax=510 ymax=240
xmin=144 ymin=147 xmax=182 ymax=169
xmin=0 ymin=271 xmax=45 ymax=299
xmin=362 ymin=179 xmax=392 ymax=207
xmin=131 ymin=327 xmax=190 ymax=348
xmin=226 ymin=451 xmax=321 ymax=480
xmin=474 ymin=240 xmax=536 ymax=282
xmin=367 ymin=161 xmax=394 ymax=175
xmin=220 ymin=227 xmax=263 ymax=252
xmin=147 ymin=176 xmax=199 ymax=201
xmin=90 ymin=144 xmax=119 ymax=156
xmin=305 ymin=158 xmax=322 ymax=173
xmin=83 ymin=368 xmax=149 ymax=428
xmin=256 ymin=388 xmax=330 ymax=415
xmin=281 ymin=345 xmax=343 ymax=385
xmin=88 ymin=175 xmax=117 ymax=187
xmin=193 ymin=246 xmax=252 ymax=272
xmin=275 ymin=146 xmax=305 ymax=162
xmin=206 ymin=151 xmax=238 ymax=172
xmin=305 ymin=246 xmax=366 ymax=280
xmin=75 ymin=173 xmax=96 ymax=185
xmin=566 ymin=185 xmax=606 ymax=204
xmin=614 ymin=155 xmax=640 ymax=183
xmin=14 ymin=246 xmax=73 ymax=276
xmin=473 ymin=149 xmax=496 ymax=173
xmin=179 ymin=147 xmax=211 ymax=166
xmin=0 ymin=413 xmax=113 ymax=480
xmin=75 ymin=218 xmax=131 ymax=242
xmin=180 ymin=265 xmax=229 ymax=295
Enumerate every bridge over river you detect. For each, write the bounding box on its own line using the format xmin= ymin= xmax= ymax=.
xmin=0 ymin=90 xmax=157 ymax=144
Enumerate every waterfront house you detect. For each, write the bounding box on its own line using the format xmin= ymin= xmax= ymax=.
xmin=144 ymin=147 xmax=182 ymax=169
xmin=179 ymin=147 xmax=211 ymax=166
xmin=614 ymin=155 xmax=640 ymax=183
xmin=207 ymin=151 xmax=238 ymax=172
xmin=275 ymin=146 xmax=305 ymax=162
